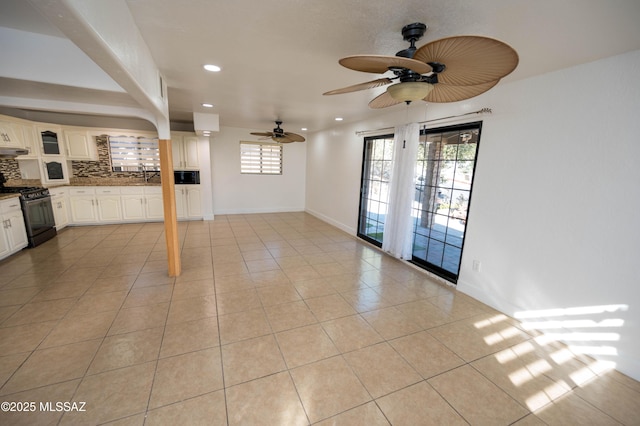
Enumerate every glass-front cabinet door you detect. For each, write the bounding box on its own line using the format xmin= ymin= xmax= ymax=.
xmin=40 ymin=158 xmax=69 ymax=184
xmin=38 ymin=127 xmax=63 ymax=156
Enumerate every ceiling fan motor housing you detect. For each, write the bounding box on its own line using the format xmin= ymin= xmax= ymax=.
xmin=396 ymin=22 xmax=427 ymax=58
xmin=273 ymin=121 xmax=284 ymax=135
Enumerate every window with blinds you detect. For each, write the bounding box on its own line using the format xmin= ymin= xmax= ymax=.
xmin=240 ymin=142 xmax=282 ymax=174
xmin=109 ymin=135 xmax=160 ymax=172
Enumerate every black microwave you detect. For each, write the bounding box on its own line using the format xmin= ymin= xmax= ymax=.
xmin=174 ymin=170 xmax=200 ymax=184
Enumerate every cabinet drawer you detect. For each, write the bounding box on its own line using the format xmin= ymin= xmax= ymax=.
xmin=96 ymin=187 xmax=120 ymax=195
xmin=120 ymin=187 xmax=145 ymax=195
xmin=0 ymin=198 xmax=22 ymax=214
xmin=69 ymin=187 xmax=96 ymax=196
xmin=48 ymin=186 xmax=68 ymax=197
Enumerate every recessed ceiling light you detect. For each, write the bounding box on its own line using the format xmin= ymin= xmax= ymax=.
xmin=203 ymin=64 xmax=221 ymax=72
xmin=301 ymin=128 xmax=307 ymax=131
xmin=335 ymin=117 xmax=343 ymax=121
xmin=202 ymin=103 xmax=214 ymax=108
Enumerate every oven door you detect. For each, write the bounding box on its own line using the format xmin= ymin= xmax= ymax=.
xmin=23 ymin=196 xmax=56 ymax=238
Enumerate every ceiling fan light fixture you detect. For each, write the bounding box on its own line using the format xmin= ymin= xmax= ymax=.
xmin=387 ymin=82 xmax=434 ymax=102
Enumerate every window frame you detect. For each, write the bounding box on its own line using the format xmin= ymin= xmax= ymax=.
xmin=108 ymin=135 xmax=160 ymax=172
xmin=240 ymin=141 xmax=283 ymax=175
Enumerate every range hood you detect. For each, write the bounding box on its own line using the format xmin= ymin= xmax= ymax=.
xmin=0 ymin=147 xmax=29 ymax=159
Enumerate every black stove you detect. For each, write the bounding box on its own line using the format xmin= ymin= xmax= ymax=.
xmin=0 ymin=172 xmax=56 ymax=247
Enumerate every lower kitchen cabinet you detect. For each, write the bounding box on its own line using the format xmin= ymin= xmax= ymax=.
xmin=96 ymin=195 xmax=122 ymax=222
xmin=69 ymin=189 xmax=98 ymax=224
xmin=121 ymin=193 xmax=146 ymax=221
xmin=69 ymin=187 xmax=122 ymax=224
xmin=121 ymin=187 xmax=163 ymax=221
xmin=0 ymin=198 xmax=28 ymax=260
xmin=175 ymin=185 xmax=201 ymax=220
xmin=144 ymin=188 xmax=164 ymax=220
xmin=49 ymin=187 xmax=69 ymax=230
xmin=63 ymin=184 xmax=202 ymax=226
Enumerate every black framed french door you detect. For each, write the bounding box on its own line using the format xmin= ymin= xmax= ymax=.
xmin=356 ymin=134 xmax=394 ymax=246
xmin=411 ymin=122 xmax=482 ymax=282
xmin=356 ymin=123 xmax=481 ymax=283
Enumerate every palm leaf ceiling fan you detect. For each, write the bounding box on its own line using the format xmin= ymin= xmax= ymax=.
xmin=323 ymin=23 xmax=518 ymax=108
xmin=250 ymin=121 xmax=306 ymax=143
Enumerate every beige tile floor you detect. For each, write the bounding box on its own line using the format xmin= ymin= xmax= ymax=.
xmin=0 ymin=212 xmax=638 ymax=425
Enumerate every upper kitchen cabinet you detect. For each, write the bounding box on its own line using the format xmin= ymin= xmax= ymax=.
xmin=18 ymin=125 xmax=40 ymax=159
xmin=172 ymin=135 xmax=199 ymax=170
xmin=35 ymin=126 xmax=97 ymax=160
xmin=0 ymin=121 xmax=24 ymax=148
xmin=64 ymin=130 xmax=98 ymax=160
xmin=37 ymin=126 xmax=63 ymax=156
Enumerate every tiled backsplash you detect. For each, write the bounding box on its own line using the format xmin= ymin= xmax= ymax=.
xmin=0 ymin=159 xmax=21 ymax=180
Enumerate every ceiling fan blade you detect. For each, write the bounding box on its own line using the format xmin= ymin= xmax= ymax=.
xmin=283 ymin=132 xmax=306 ymax=142
xmin=424 ymin=80 xmax=500 ymax=103
xmin=250 ymin=132 xmax=274 ymax=137
xmin=323 ymin=78 xmax=393 ymax=95
xmin=273 ymin=136 xmax=296 ymax=143
xmin=339 ymin=55 xmax=432 ymax=75
xmin=368 ymin=91 xmax=404 ymax=109
xmin=414 ymin=35 xmax=518 ymax=86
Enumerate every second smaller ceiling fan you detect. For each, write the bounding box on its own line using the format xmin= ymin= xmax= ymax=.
xmin=250 ymin=121 xmax=305 ymax=143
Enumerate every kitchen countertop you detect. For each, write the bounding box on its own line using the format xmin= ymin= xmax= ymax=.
xmin=67 ymin=178 xmax=161 ymax=186
xmin=0 ymin=193 xmax=21 ymax=201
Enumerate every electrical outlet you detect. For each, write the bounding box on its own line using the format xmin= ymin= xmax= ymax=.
xmin=472 ymin=260 xmax=481 ymax=272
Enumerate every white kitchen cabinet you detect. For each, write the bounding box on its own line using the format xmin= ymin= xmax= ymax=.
xmin=37 ymin=126 xmax=64 ymax=156
xmin=49 ymin=187 xmax=69 ymax=230
xmin=0 ymin=198 xmax=28 ymax=260
xmin=64 ymin=130 xmax=98 ymax=160
xmin=172 ymin=135 xmax=199 ymax=170
xmin=0 ymin=121 xmax=23 ymax=148
xmin=69 ymin=187 xmax=98 ymax=224
xmin=120 ymin=186 xmax=163 ymax=222
xmin=96 ymin=196 xmax=122 ymax=222
xmin=95 ymin=187 xmax=122 ymax=222
xmin=69 ymin=196 xmax=97 ymax=223
xmin=175 ymin=185 xmax=202 ymax=220
xmin=121 ymin=192 xmax=146 ymax=221
xmin=69 ymin=187 xmax=122 ymax=223
xmin=40 ymin=157 xmax=70 ymax=185
xmin=17 ymin=125 xmax=39 ymax=159
xmin=144 ymin=187 xmax=164 ymax=220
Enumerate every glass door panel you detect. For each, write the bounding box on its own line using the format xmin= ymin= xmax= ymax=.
xmin=357 ymin=134 xmax=394 ymax=246
xmin=411 ymin=122 xmax=482 ymax=283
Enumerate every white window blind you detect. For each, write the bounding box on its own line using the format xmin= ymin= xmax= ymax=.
xmin=109 ymin=135 xmax=160 ymax=171
xmin=240 ymin=142 xmax=282 ymax=174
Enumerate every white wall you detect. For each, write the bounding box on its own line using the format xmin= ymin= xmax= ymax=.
xmin=210 ymin=126 xmax=306 ymax=214
xmin=305 ymin=49 xmax=640 ymax=381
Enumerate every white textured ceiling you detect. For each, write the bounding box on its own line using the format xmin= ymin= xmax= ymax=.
xmin=1 ymin=0 xmax=640 ymax=132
